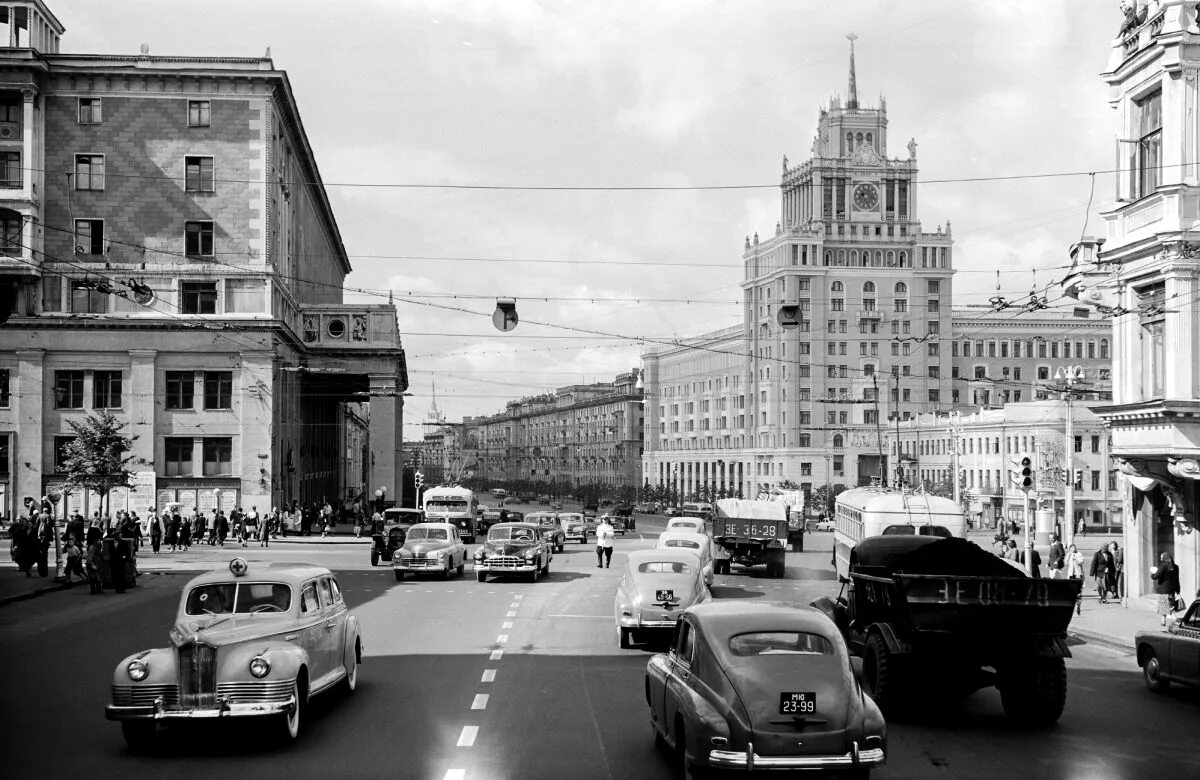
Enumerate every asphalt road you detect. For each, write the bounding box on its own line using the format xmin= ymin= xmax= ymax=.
xmin=0 ymin=516 xmax=1196 ymax=780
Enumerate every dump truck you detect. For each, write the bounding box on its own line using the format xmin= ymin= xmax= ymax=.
xmin=712 ymin=499 xmax=789 ymax=578
xmin=811 ymin=535 xmax=1082 ymax=727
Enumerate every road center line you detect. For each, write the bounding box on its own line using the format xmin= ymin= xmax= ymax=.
xmin=506 ymin=610 xmax=517 ymax=617
xmin=445 ymin=770 xmax=466 ymax=780
xmin=502 ymin=621 xmax=513 ymax=629
xmin=490 ymin=649 xmax=503 ymax=661
xmin=481 ymin=669 xmax=496 ymax=683
xmin=497 ymin=634 xmax=509 ymax=644
xmin=547 ymin=614 xmax=611 ymax=618
xmin=471 ymin=694 xmax=489 ymax=710
xmin=457 ymin=726 xmax=478 ymax=747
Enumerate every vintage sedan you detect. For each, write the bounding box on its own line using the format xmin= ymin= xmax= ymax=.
xmin=646 ymin=602 xmax=886 ymax=778
xmin=392 ymin=522 xmax=467 ymax=580
xmin=656 ymin=529 xmax=714 ymax=589
xmin=562 ymin=512 xmax=593 ymax=545
xmin=667 ymin=517 xmax=706 ymax=535
xmin=615 ymin=548 xmax=709 ymax=649
xmin=1136 ymin=596 xmax=1200 ymax=692
xmin=526 ymin=512 xmax=566 ymax=552
xmin=474 ymin=522 xmax=552 ymax=583
xmin=105 ymin=558 xmax=361 ymax=750
xmin=370 ymin=518 xmax=414 ymax=567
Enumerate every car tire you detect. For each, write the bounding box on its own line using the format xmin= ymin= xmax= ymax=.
xmin=653 ymin=722 xmax=667 ymax=751
xmin=542 ymin=558 xmax=550 ymax=575
xmin=277 ymin=677 xmax=305 ymax=742
xmin=393 ymin=570 xmax=404 ymax=582
xmin=456 ymin=562 xmax=465 ymax=577
xmin=370 ymin=549 xmax=379 ymax=567
xmin=477 ymin=571 xmax=487 ymax=583
xmin=529 ymin=563 xmax=540 ymax=583
xmin=121 ymin=721 xmax=155 ymax=753
xmin=863 ymin=632 xmax=908 ymax=719
xmin=344 ymin=637 xmax=360 ymax=694
xmin=998 ymin=657 xmax=1067 ymax=727
xmin=619 ymin=626 xmax=633 ymax=649
xmin=1142 ymin=648 xmax=1171 ymax=693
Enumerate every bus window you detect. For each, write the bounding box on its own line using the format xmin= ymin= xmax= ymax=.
xmin=881 ymin=525 xmax=915 ymax=536
xmin=918 ymin=526 xmax=952 ymax=538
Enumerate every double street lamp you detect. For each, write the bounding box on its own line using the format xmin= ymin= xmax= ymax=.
xmin=1054 ymin=365 xmax=1086 ymax=549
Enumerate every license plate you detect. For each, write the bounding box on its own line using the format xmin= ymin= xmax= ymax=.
xmin=655 ymin=589 xmax=675 ymax=602
xmin=780 ymin=692 xmax=816 ymax=715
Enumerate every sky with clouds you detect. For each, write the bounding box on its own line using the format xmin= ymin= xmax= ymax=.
xmin=56 ymin=0 xmax=1121 ymax=437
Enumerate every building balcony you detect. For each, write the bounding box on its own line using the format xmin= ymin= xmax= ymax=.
xmin=857 ymin=308 xmax=882 ymax=320
xmin=300 ymin=304 xmax=400 ymax=351
xmin=0 ymin=249 xmax=37 ymax=277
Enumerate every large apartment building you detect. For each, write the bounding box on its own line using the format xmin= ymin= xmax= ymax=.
xmin=0 ymin=1 xmax=408 ymax=519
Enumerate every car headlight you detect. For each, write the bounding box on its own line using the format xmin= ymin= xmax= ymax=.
xmin=524 ymin=550 xmax=537 ymax=560
xmin=249 ymin=655 xmax=271 ymax=679
xmin=127 ymin=659 xmax=149 ymax=682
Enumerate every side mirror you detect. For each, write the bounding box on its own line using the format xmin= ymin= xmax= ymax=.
xmin=838 ymin=575 xmax=851 ymax=585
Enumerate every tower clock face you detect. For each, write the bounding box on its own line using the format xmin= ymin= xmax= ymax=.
xmin=853 ymin=183 xmax=879 ymax=211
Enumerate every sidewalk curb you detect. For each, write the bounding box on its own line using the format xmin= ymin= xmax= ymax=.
xmin=1069 ymin=626 xmax=1134 ymax=654
xmin=0 ymin=580 xmax=71 ymax=608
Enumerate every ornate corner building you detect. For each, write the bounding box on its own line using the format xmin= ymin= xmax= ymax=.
xmin=1065 ymin=1 xmax=1200 ymax=602
xmin=0 ymin=1 xmax=408 ymax=519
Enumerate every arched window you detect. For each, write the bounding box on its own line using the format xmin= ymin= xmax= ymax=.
xmin=866 ymin=132 xmax=873 ymax=146
xmin=894 ymin=282 xmax=907 ymax=295
xmin=845 ymin=132 xmax=853 ymax=153
xmin=874 ymin=251 xmax=882 ymax=267
xmin=886 ymin=250 xmax=895 ymax=266
xmin=863 ymin=281 xmax=876 ymax=294
xmin=1100 ymin=338 xmax=1110 ymax=359
xmin=855 ymin=132 xmax=863 ymax=146
xmin=833 ymin=434 xmax=844 ymax=449
xmin=899 ymin=251 xmax=908 ymax=267
xmin=831 ymin=281 xmax=844 ymax=292
xmin=850 ymin=250 xmax=858 ymax=266
xmin=824 ymin=250 xmax=832 ymax=266
xmin=837 ymin=250 xmax=846 ymax=265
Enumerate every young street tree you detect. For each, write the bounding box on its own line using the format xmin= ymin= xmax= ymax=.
xmin=61 ymin=410 xmax=136 ymax=521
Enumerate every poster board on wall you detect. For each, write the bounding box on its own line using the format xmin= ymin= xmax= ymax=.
xmin=127 ymin=472 xmax=156 ymax=517
xmin=217 ymin=491 xmax=239 ymax=513
xmin=176 ymin=489 xmax=198 ymax=517
xmin=157 ymin=489 xmax=176 ymax=511
xmin=108 ymin=487 xmax=130 ymax=514
xmin=197 ymin=490 xmax=217 ymax=515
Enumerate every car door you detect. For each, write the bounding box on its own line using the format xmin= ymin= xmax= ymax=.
xmin=327 ymin=576 xmax=351 ymax=671
xmin=314 ymin=576 xmax=342 ymax=686
xmin=452 ymin=527 xmax=465 ymax=568
xmin=646 ymin=612 xmax=675 ymax=730
xmin=664 ymin=618 xmax=697 ymax=747
xmin=1169 ymin=604 xmax=1200 ymax=684
xmin=298 ymin=580 xmax=327 ymax=679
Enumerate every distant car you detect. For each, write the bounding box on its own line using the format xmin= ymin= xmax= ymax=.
xmin=614 ymin=548 xmax=709 ymax=649
xmin=665 ymin=507 xmax=681 ymax=518
xmin=561 ymin=513 xmax=593 ymax=544
xmin=656 ymin=530 xmax=714 ymax=588
xmin=815 ymin=519 xmax=836 ymax=532
xmin=646 ymin=602 xmax=886 ymax=777
xmin=1137 ymin=596 xmax=1200 ymax=693
xmin=392 ymin=522 xmax=468 ymax=580
xmin=474 ymin=522 xmax=552 ymax=583
xmin=370 ymin=520 xmax=412 ymax=567
xmin=598 ymin=514 xmax=627 ymax=536
xmin=538 ymin=495 xmax=551 ymax=505
xmin=526 ymin=512 xmax=566 ymax=552
xmin=551 ymin=502 xmax=564 ymax=511
xmin=666 ymin=517 xmax=705 ymax=535
xmin=106 ymin=558 xmax=361 ymax=750
xmin=635 ymin=502 xmax=658 ymax=515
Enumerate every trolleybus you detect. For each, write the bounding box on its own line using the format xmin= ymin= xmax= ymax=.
xmin=832 ymin=488 xmax=967 ymax=580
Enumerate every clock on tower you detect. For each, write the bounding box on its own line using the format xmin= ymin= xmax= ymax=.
xmin=853 ymin=183 xmax=879 ymax=211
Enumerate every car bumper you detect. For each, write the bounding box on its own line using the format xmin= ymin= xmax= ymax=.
xmin=707 ymin=744 xmax=885 ymax=771
xmin=565 ymin=533 xmax=589 ymax=541
xmin=393 ymin=559 xmax=445 ymax=571
xmin=475 ymin=561 xmax=538 ymax=572
xmin=106 ymin=698 xmax=295 ymax=721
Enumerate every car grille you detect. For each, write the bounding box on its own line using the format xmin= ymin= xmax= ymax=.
xmin=216 ymin=680 xmax=294 ymax=704
xmin=484 ymin=555 xmax=526 ymax=569
xmin=404 ymin=558 xmax=442 ymax=569
xmin=112 ymin=684 xmax=179 ymax=707
xmin=178 ymin=642 xmax=218 ymax=708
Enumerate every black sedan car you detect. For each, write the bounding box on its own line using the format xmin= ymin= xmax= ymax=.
xmin=1137 ymin=597 xmax=1200 ymax=692
xmin=646 ymin=601 xmax=886 ymax=778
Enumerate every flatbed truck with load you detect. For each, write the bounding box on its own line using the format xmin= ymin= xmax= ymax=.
xmin=712 ymin=499 xmax=788 ymax=578
xmin=811 ymin=535 xmax=1082 ymax=727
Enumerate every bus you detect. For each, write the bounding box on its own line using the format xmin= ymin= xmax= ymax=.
xmin=423 ymin=485 xmax=481 ymax=543
xmin=490 ymin=488 xmax=508 ymax=502
xmin=832 ymin=488 xmax=967 ymax=580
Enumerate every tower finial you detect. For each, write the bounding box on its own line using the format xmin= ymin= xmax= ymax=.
xmin=846 ymin=33 xmax=859 ymax=110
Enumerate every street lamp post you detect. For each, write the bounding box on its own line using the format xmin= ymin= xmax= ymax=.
xmin=46 ymin=488 xmax=64 ymax=580
xmin=374 ymin=487 xmax=387 ymax=513
xmin=1055 ymin=365 xmax=1085 ymax=549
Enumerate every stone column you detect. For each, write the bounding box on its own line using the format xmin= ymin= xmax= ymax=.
xmin=21 ymin=86 xmax=35 ymax=204
xmin=1165 ymin=268 xmax=1198 ymax=398
xmin=368 ymin=373 xmax=402 ymax=509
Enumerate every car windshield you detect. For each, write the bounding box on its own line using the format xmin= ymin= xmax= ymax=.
xmin=671 ymin=521 xmax=702 ymax=531
xmin=185 ymin=583 xmax=292 ymax=615
xmin=489 ymin=527 xmax=536 ymax=542
xmin=664 ymin=539 xmax=700 ymax=549
xmin=426 ymin=500 xmax=468 ymax=511
xmin=637 ymin=561 xmax=693 ymax=574
xmin=729 ymin=631 xmax=834 ymax=656
xmin=561 ymin=514 xmax=583 ymax=523
xmin=407 ymin=527 xmax=448 ymax=541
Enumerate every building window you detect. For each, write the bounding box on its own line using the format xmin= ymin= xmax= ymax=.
xmin=1138 ymin=282 xmax=1166 ymax=398
xmin=93 ymin=370 xmax=122 ymax=409
xmin=833 ymin=455 xmax=844 ymax=473
xmin=164 ymin=438 xmax=193 ymax=477
xmin=165 ymin=371 xmax=195 ymax=410
xmin=188 ymin=99 xmax=211 ymax=127
xmin=0 ymin=368 xmax=8 ymax=407
xmin=74 ymin=154 xmax=105 ymax=190
xmin=77 ymin=97 xmax=102 ymax=124
xmin=74 ymin=219 xmax=103 ymax=255
xmin=928 ymin=342 xmax=939 ymax=356
xmin=1099 ymin=338 xmax=1109 ymax=359
xmin=1133 ymin=90 xmax=1162 ymax=200
xmin=54 ymin=370 xmax=85 ymax=409
xmin=831 ymin=298 xmax=844 ymax=311
xmin=928 ymin=389 xmax=940 ymax=402
xmin=185 ymin=221 xmax=215 ymax=257
xmin=0 ymin=94 xmax=18 ymax=122
xmin=833 ymin=435 xmax=844 ymax=449
xmin=54 ymin=436 xmax=77 ymax=472
xmin=70 ymin=280 xmax=109 ymax=313
xmin=0 ymin=213 xmax=21 ymax=255
xmin=203 ymin=438 xmax=233 ymax=476
xmin=181 ymin=281 xmax=218 ymax=314
xmin=0 ymin=151 xmax=21 ymax=188
xmin=185 ymin=155 xmax=215 ymax=192
xmin=928 ymin=366 xmax=940 ymax=379
xmin=203 ymin=371 xmax=233 ymax=410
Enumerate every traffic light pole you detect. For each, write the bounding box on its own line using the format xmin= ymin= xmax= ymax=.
xmin=1023 ymin=488 xmax=1033 ymax=577
xmin=1063 ymin=392 xmax=1075 ymax=550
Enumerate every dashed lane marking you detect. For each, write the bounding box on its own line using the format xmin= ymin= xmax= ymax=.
xmin=502 ymin=622 xmax=513 ymax=629
xmin=457 ymin=726 xmax=478 ymax=747
xmin=547 ymin=614 xmax=610 ymax=619
xmin=445 ymin=770 xmax=466 ymax=780
xmin=497 ymin=634 xmax=509 ymax=644
xmin=482 ymin=669 xmax=496 ymax=683
xmin=471 ymin=694 xmax=489 ymax=710
xmin=506 ymin=611 xmax=517 ymax=617
xmin=490 ymin=649 xmax=504 ymax=661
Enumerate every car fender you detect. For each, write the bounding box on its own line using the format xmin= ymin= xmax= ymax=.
xmin=343 ymin=614 xmax=362 ymax=664
xmin=111 ymin=647 xmax=176 ymax=687
xmin=668 ymin=672 xmax=730 ymax=758
xmin=221 ymin=642 xmax=310 ymax=681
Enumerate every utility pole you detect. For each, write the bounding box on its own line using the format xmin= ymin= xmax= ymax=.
xmin=1023 ymin=487 xmax=1034 ymax=577
xmin=1055 ymin=365 xmax=1085 ymax=549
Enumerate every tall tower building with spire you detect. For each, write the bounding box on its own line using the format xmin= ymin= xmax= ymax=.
xmin=643 ymin=39 xmax=956 ymax=500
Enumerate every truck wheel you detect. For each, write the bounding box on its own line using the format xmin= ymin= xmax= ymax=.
xmin=1142 ymin=648 xmax=1171 ymax=693
xmin=999 ymin=657 xmax=1067 ymax=727
xmin=370 ymin=549 xmax=379 ymax=567
xmin=863 ymin=633 xmax=908 ymax=718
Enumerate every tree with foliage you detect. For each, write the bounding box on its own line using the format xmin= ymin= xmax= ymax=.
xmin=925 ymin=477 xmax=956 ymax=499
xmin=61 ymin=410 xmax=136 ymax=520
xmin=811 ymin=482 xmax=848 ymax=518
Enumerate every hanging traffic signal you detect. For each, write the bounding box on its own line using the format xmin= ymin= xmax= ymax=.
xmin=1019 ymin=456 xmax=1034 ymax=490
xmin=414 ymin=471 xmax=425 ymax=491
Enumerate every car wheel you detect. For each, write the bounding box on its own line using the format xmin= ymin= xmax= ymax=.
xmin=1142 ymin=648 xmax=1171 ymax=693
xmin=542 ymin=558 xmax=550 ymax=575
xmin=863 ymin=632 xmax=908 ymax=719
xmin=456 ymin=561 xmax=465 ymax=577
xmin=277 ymin=677 xmax=305 ymax=742
xmin=477 ymin=570 xmax=487 ymax=583
xmin=619 ymin=626 xmax=633 ymax=649
xmin=344 ymin=637 xmax=360 ymax=694
xmin=394 ymin=570 xmax=404 ymax=582
xmin=121 ymin=721 xmax=155 ymax=753
xmin=370 ymin=549 xmax=379 ymax=567
xmin=530 ymin=562 xmax=540 ymax=583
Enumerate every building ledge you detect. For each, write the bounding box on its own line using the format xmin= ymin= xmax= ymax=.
xmin=1090 ymin=399 xmax=1200 ymax=425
